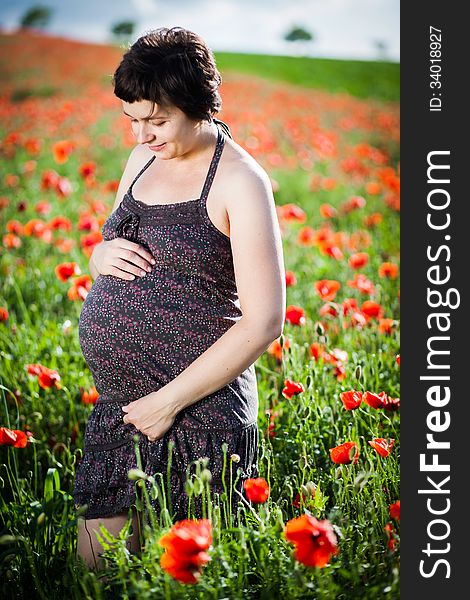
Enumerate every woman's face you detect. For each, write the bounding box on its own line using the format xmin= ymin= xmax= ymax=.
xmin=121 ymin=99 xmax=205 ymax=161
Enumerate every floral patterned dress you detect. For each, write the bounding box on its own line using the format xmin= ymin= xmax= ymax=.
xmin=72 ymin=120 xmax=260 ymax=522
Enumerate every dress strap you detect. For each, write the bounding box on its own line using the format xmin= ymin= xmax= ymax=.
xmin=213 ymin=118 xmax=233 ymax=139
xmin=128 ymin=154 xmax=156 ymax=196
xmin=199 ymin=124 xmax=225 ymax=203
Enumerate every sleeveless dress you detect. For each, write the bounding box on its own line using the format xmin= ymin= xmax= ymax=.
xmin=72 ymin=120 xmax=260 ymax=522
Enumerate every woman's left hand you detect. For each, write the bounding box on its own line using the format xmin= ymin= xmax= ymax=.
xmin=121 ymin=389 xmax=178 ymax=441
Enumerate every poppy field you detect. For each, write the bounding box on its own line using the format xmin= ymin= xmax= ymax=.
xmin=0 ymin=32 xmax=400 ymax=599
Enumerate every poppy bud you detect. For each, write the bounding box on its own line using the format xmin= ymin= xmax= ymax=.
xmin=201 ymin=468 xmax=212 ymax=483
xmin=193 ymin=477 xmax=203 ymax=495
xmin=128 ymin=468 xmax=148 ymax=481
xmin=355 ymin=365 xmax=362 ymax=380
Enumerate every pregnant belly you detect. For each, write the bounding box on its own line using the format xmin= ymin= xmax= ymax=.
xmin=78 ymin=272 xmax=239 ymax=395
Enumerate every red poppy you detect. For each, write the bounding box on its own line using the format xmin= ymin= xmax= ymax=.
xmin=384 ymin=522 xmax=398 ymax=552
xmin=323 ymin=348 xmax=348 ymax=365
xmin=80 ymin=230 xmax=103 ymax=259
xmin=3 ymin=233 xmax=20 ymax=249
xmin=26 ymin=363 xmax=62 ymax=390
xmin=6 ymin=220 xmax=23 ymax=235
xmin=348 ymin=252 xmax=369 ymax=269
xmin=378 ymin=318 xmax=395 ymax=335
xmin=267 ymin=419 xmax=276 ymax=438
xmin=342 ymin=298 xmax=359 ymax=315
xmin=385 ymin=194 xmax=400 ymax=211
xmin=52 ymin=140 xmax=74 ymax=164
xmin=347 ymin=311 xmax=368 ymax=330
xmin=383 ymin=396 xmax=400 ymax=411
xmin=340 ymin=390 xmax=363 ymax=410
xmin=319 ymin=244 xmax=344 ymax=260
xmin=333 ymin=363 xmax=347 ymax=381
xmin=363 ymin=212 xmax=383 ymax=227
xmin=35 ymin=200 xmax=51 ymax=215
xmin=329 ymin=441 xmax=359 ymax=465
xmin=284 ymin=514 xmax=339 ymax=568
xmin=243 ymin=477 xmax=270 ymax=504
xmin=105 ymin=179 xmax=120 ymax=193
xmin=322 ymin=177 xmax=337 ymax=191
xmin=363 ymin=391 xmax=388 ymax=409
xmin=396 ymin=354 xmax=400 ymax=366
xmin=267 ymin=337 xmax=291 ymax=362
xmin=79 ymin=161 xmax=96 ymax=180
xmin=280 ymin=203 xmax=307 ymax=222
xmin=319 ymin=203 xmax=337 ymax=218
xmin=389 ymin=500 xmax=400 ymax=521
xmin=41 ymin=169 xmax=60 ymax=190
xmin=38 ymin=367 xmax=62 ymax=390
xmin=24 ymin=137 xmax=42 ymax=155
xmin=320 ymin=302 xmax=340 ymax=318
xmin=365 ymin=181 xmax=382 ymax=195
xmin=361 ymin=301 xmax=384 ymax=319
xmin=0 ymin=307 xmax=8 ymax=322
xmin=347 ymin=273 xmax=375 ymax=295
xmin=82 ymin=387 xmax=99 ymax=404
xmin=340 ymin=195 xmax=366 ymax=214
xmin=378 ymin=262 xmax=399 ymax=279
xmin=298 ymin=226 xmax=316 ymax=246
xmin=285 ymin=271 xmax=297 ymax=286
xmin=314 ymin=279 xmax=341 ymax=302
xmin=49 ymin=216 xmax=72 ymax=232
xmin=4 ymin=172 xmax=19 ymax=188
xmin=282 ymin=379 xmax=305 ymax=399
xmin=26 ymin=364 xmax=43 ymax=376
xmin=55 ymin=262 xmax=81 ymax=282
xmin=368 ymin=438 xmax=395 ymax=457
xmin=68 ymin=274 xmax=93 ymax=301
xmin=56 ymin=174 xmax=72 ymax=196
xmin=285 ymin=305 xmax=306 ymax=326
xmin=159 ymin=518 xmax=212 ymax=584
xmin=0 ymin=427 xmax=29 ymax=448
xmin=309 ymin=342 xmax=324 ymax=361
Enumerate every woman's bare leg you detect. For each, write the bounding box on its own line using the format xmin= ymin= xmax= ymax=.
xmin=76 ymin=507 xmax=143 ymax=572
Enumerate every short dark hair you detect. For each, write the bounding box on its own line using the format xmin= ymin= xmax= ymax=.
xmin=112 ymin=26 xmax=222 ymax=122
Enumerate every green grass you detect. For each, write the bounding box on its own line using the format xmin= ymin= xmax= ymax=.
xmin=215 ymin=52 xmax=399 ymax=102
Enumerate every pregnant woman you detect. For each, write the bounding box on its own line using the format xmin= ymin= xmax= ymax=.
xmin=73 ymin=26 xmax=286 ymax=571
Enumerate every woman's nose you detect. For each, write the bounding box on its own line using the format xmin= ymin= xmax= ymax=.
xmin=135 ymin=122 xmax=154 ymax=144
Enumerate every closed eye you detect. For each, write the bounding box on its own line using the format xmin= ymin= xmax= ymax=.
xmin=130 ymin=119 xmax=167 ymax=126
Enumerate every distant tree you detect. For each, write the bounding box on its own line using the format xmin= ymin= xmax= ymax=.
xmin=284 ymin=26 xmax=314 ymax=43
xmin=284 ymin=25 xmax=315 ymax=57
xmin=373 ymin=39 xmax=389 ymax=61
xmin=19 ymin=5 xmax=53 ymax=30
xmin=111 ymin=21 xmax=135 ymax=44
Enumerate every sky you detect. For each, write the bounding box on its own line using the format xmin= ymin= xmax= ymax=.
xmin=0 ymin=0 xmax=400 ymax=61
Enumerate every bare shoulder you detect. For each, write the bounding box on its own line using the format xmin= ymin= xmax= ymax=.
xmin=219 ymin=137 xmax=275 ymax=210
xmin=110 ymin=144 xmax=153 ymax=213
xmin=128 ymin=143 xmax=154 ymax=171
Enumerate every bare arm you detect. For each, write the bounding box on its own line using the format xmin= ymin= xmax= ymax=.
xmin=166 ymin=165 xmax=286 ymax=416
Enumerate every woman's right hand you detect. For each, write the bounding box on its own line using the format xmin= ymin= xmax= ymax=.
xmin=91 ymin=239 xmax=156 ymax=280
